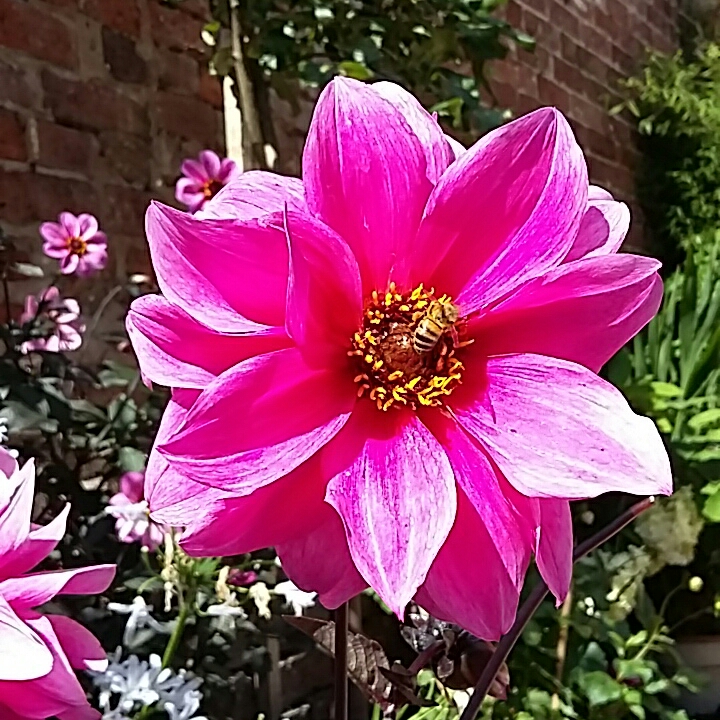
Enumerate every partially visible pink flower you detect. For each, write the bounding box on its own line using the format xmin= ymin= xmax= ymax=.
xmin=107 ymin=471 xmax=165 ymax=551
xmin=227 ymin=569 xmax=258 ymax=587
xmin=0 ymin=447 xmax=115 ymax=720
xmin=128 ymin=79 xmax=672 ymax=639
xmin=19 ymin=287 xmax=84 ymax=354
xmin=175 ymin=150 xmax=239 ymax=213
xmin=41 ymin=212 xmax=107 ymax=277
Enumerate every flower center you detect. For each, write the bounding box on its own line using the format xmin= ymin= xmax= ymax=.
xmin=202 ymin=179 xmax=224 ymax=199
xmin=66 ymin=236 xmax=87 ymax=256
xmin=349 ymin=282 xmax=470 ymax=412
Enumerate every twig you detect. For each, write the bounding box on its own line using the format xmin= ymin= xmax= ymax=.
xmin=459 ymin=496 xmax=656 ymax=720
xmin=335 ymin=601 xmax=349 ymax=720
xmin=551 ymin=587 xmax=573 ymax=711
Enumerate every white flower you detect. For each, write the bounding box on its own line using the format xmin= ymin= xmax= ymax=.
xmin=249 ymin=581 xmax=272 ymax=619
xmin=108 ymin=596 xmax=168 ymax=647
xmin=164 ymin=685 xmax=208 ymax=720
xmin=207 ymin=602 xmax=247 ymax=618
xmin=274 ymin=580 xmax=317 ymax=616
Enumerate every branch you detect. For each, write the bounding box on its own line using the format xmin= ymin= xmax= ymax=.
xmin=459 ymin=496 xmax=656 ymax=720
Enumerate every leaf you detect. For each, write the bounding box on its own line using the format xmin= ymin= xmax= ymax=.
xmin=118 ymin=446 xmax=147 ymax=473
xmin=702 ymin=486 xmax=720 ymax=522
xmin=284 ymin=616 xmax=423 ymax=710
xmin=578 ymin=670 xmax=624 ymax=706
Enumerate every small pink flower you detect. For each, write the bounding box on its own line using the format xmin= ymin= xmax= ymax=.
xmin=227 ymin=569 xmax=258 ymax=587
xmin=128 ymin=79 xmax=672 ymax=638
xmin=0 ymin=447 xmax=115 ymax=720
xmin=175 ymin=150 xmax=239 ymax=213
xmin=19 ymin=287 xmax=84 ymax=354
xmin=41 ymin=212 xmax=107 ymax=277
xmin=107 ymin=471 xmax=165 ymax=551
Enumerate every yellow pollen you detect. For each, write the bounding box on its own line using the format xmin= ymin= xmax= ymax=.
xmin=349 ymin=282 xmax=469 ymax=412
xmin=66 ymin=236 xmax=87 ymax=256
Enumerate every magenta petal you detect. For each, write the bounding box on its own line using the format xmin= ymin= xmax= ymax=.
xmin=564 ymin=199 xmax=630 ymax=263
xmin=127 ymin=294 xmax=289 ymax=389
xmin=47 ymin=615 xmax=108 ymax=672
xmin=454 ymin=353 xmax=672 ymax=500
xmin=415 ymin=489 xmax=520 ymax=640
xmin=277 ymin=504 xmax=367 ymax=609
xmin=303 ymin=76 xmax=432 ymax=292
xmin=40 ymin=222 xmax=67 ymax=245
xmin=59 ymin=212 xmax=80 ymax=238
xmin=200 ymin=170 xmax=307 ymax=221
xmin=145 ymin=201 xmax=290 ymax=331
xmin=180 ymin=158 xmax=208 ymax=182
xmin=325 ymin=407 xmax=456 ymax=617
xmin=536 ymin=499 xmax=573 ymax=603
xmin=474 ymin=254 xmax=663 ymax=372
xmin=159 ymin=348 xmax=354 ymax=493
xmin=425 ymin=412 xmax=530 ymax=589
xmin=0 ymin=460 xmax=35 ymax=562
xmin=0 ymin=614 xmax=94 ymax=719
xmin=413 ymin=108 xmax=587 ymax=313
xmin=0 ymin=505 xmax=69 ymax=580
xmin=0 ymin=596 xmax=53 ymax=681
xmin=77 ymin=214 xmax=99 ymax=241
xmin=372 ymin=81 xmax=454 ymax=184
xmin=284 ymin=211 xmax=363 ymax=365
xmin=588 ymin=184 xmax=613 ymax=200
xmin=0 ymin=565 xmax=116 ymax=609
xmin=199 ymin=149 xmax=221 ymax=178
xmin=60 ymin=252 xmax=80 ymax=275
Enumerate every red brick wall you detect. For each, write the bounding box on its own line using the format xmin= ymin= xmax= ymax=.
xmin=0 ymin=0 xmax=224 ymax=283
xmin=493 ymin=0 xmax=680 ymax=248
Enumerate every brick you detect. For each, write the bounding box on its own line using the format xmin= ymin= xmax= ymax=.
xmin=537 ymin=75 xmax=570 ymax=110
xmin=175 ymin=0 xmax=211 ymax=20
xmin=198 ymin=68 xmax=223 ymax=108
xmin=505 ymin=0 xmax=522 ymax=27
xmin=0 ymin=0 xmax=76 ymax=69
xmin=0 ymin=109 xmax=26 ymax=162
xmin=157 ymin=92 xmax=220 ymax=146
xmin=36 ymin=121 xmax=97 ymax=174
xmin=99 ymin=132 xmax=152 ymax=185
xmin=85 ymin=0 xmax=141 ymax=38
xmin=157 ymin=48 xmax=199 ymax=94
xmin=549 ymin=2 xmax=578 ymax=36
xmin=43 ymin=0 xmax=78 ymax=8
xmin=42 ymin=70 xmax=149 ymax=135
xmin=489 ymin=80 xmax=517 ymax=110
xmin=101 ymin=185 xmax=153 ymax=236
xmin=102 ymin=26 xmax=148 ymax=84
xmin=0 ymin=58 xmax=39 ymax=108
xmin=554 ymin=57 xmax=582 ymax=88
xmin=149 ymin=1 xmax=205 ymax=53
xmin=0 ymin=170 xmax=99 ymax=225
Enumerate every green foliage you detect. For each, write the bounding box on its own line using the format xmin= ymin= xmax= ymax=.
xmin=202 ymin=0 xmax=533 ymax=137
xmin=619 ymin=44 xmax=720 ymax=269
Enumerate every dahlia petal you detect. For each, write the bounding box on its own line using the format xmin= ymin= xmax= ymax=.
xmin=415 ymin=489 xmax=520 ymax=640
xmin=199 ymin=149 xmax=221 ymax=178
xmin=180 ymin=158 xmax=208 ymax=182
xmin=424 ymin=412 xmax=530 ymax=588
xmin=175 ymin=177 xmax=203 ymax=206
xmin=0 ymin=459 xmax=35 ymax=561
xmin=413 ymin=108 xmax=587 ymax=313
xmin=303 ymin=76 xmax=431 ymax=292
xmin=60 ymin=252 xmax=80 ymax=275
xmin=0 ymin=614 xmax=94 ymax=719
xmin=276 ymin=504 xmax=367 ymax=609
xmin=77 ymin=214 xmax=99 ymax=241
xmin=0 ymin=596 xmax=53 ymax=681
xmin=284 ymin=211 xmax=363 ymax=365
xmin=564 ymin=200 xmax=630 ymax=263
xmin=39 ymin=222 xmax=67 ymax=245
xmin=588 ymin=184 xmax=613 ymax=200
xmin=46 ymin=615 xmax=108 ymax=672
xmin=453 ymin=353 xmax=672 ymax=500
xmin=325 ymin=408 xmax=456 ymax=617
xmin=0 ymin=505 xmax=70 ymax=579
xmin=536 ymin=499 xmax=573 ymax=603
xmin=127 ymin=294 xmax=289 ymax=389
xmin=145 ymin=201 xmax=289 ymax=330
xmin=59 ymin=212 xmax=80 ymax=238
xmin=199 ymin=171 xmax=306 ymax=221
xmin=445 ymin=134 xmax=466 ymax=159
xmin=473 ymin=254 xmax=663 ymax=372
xmin=42 ymin=243 xmax=70 ymax=259
xmin=218 ymin=157 xmax=239 ymax=183
xmin=159 ymin=348 xmax=354 ymax=494
xmin=0 ymin=565 xmax=116 ymax=610
xmin=372 ymin=81 xmax=454 ymax=183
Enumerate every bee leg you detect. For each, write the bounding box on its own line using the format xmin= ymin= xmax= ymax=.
xmin=449 ymin=326 xmax=460 ymax=347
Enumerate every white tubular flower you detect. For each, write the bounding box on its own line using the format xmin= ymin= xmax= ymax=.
xmin=274 ymin=580 xmax=317 ymax=616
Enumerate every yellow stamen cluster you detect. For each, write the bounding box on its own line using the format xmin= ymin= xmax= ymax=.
xmin=202 ymin=179 xmax=223 ymax=199
xmin=66 ymin=236 xmax=87 ymax=256
xmin=349 ymin=282 xmax=467 ymax=412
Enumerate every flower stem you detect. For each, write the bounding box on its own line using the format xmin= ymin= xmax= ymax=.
xmin=334 ymin=601 xmax=349 ymax=720
xmin=459 ymin=496 xmax=656 ymax=720
xmin=162 ymin=599 xmax=191 ymax=669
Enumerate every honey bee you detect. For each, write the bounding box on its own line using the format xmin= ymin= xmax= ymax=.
xmin=413 ymin=297 xmax=460 ymax=353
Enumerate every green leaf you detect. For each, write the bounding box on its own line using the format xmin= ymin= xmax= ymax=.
xmin=118 ymin=446 xmax=146 ymax=473
xmin=578 ymin=671 xmax=624 ymax=706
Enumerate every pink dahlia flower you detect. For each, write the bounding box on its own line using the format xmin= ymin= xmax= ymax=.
xmin=0 ymin=447 xmax=115 ymax=719
xmin=127 ymin=78 xmax=672 ymax=638
xmin=107 ymin=471 xmax=165 ymax=550
xmin=20 ymin=286 xmax=85 ymax=354
xmin=175 ymin=149 xmax=239 ymax=213
xmin=41 ymin=212 xmax=107 ymax=277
